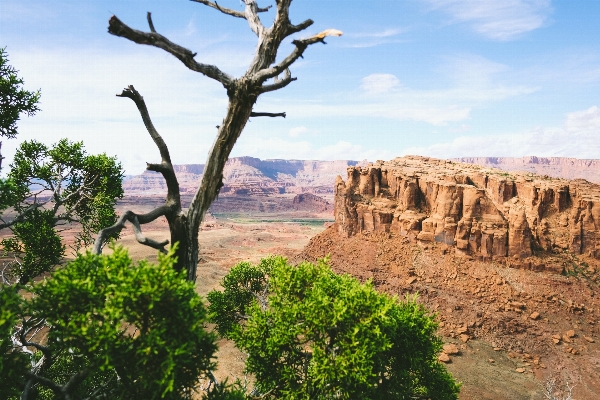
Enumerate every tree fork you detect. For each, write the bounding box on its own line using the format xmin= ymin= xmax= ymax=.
xmin=100 ymin=1 xmax=341 ymax=281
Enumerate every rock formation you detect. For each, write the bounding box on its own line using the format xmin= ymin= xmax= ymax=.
xmin=454 ymin=156 xmax=600 ymax=184
xmin=334 ymin=156 xmax=600 ymax=261
xmin=292 ymin=193 xmax=332 ymax=213
xmin=123 ymin=157 xmax=361 ymax=196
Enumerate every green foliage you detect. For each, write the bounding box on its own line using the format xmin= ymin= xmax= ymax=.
xmin=1 ymin=208 xmax=65 ymax=283
xmin=207 ymin=257 xmax=274 ymax=339
xmin=0 ymin=178 xmax=26 ymax=211
xmin=0 ymin=47 xmax=40 ymax=139
xmin=8 ymin=138 xmax=124 ymax=249
xmin=1 ymin=138 xmax=124 ymax=284
xmin=202 ymin=380 xmax=247 ymax=400
xmin=209 ymin=257 xmax=460 ymax=400
xmin=0 ymin=288 xmax=27 ymax=398
xmin=25 ymin=245 xmax=217 ymax=399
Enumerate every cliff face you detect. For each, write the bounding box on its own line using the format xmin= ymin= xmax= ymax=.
xmin=454 ymin=156 xmax=600 ymax=184
xmin=123 ymin=157 xmax=360 ymax=195
xmin=334 ymin=156 xmax=600 ymax=261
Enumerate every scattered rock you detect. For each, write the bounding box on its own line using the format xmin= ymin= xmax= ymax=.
xmin=438 ymin=353 xmax=451 ymax=363
xmin=583 ymin=336 xmax=595 ymax=343
xmin=516 ymin=368 xmax=525 ymax=373
xmin=443 ymin=344 xmax=460 ymax=355
xmin=529 ymin=312 xmax=540 ymax=320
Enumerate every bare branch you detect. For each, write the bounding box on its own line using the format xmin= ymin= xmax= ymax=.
xmin=255 ymin=29 xmax=343 ymax=82
xmin=118 ymin=86 xmax=171 ymax=164
xmin=93 ymin=208 xmax=170 ymax=254
xmin=244 ymin=0 xmax=266 ymax=37
xmin=130 ymin=215 xmax=169 ymax=253
xmin=108 ymin=16 xmax=233 ymax=86
xmin=250 ymin=111 xmax=286 ymax=118
xmin=147 ymin=12 xmax=157 ymax=33
xmin=117 ymin=85 xmax=182 ymax=205
xmin=287 ymin=19 xmax=314 ymax=36
xmin=259 ymin=69 xmax=296 ymax=93
xmin=190 ymin=0 xmax=246 ymax=19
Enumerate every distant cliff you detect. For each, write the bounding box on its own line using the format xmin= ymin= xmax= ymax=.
xmin=123 ymin=157 xmax=361 ymax=195
xmin=334 ymin=156 xmax=600 ymax=264
xmin=453 ymin=156 xmax=600 ymax=183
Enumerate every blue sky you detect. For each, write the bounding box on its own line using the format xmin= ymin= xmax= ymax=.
xmin=1 ymin=0 xmax=599 ymax=174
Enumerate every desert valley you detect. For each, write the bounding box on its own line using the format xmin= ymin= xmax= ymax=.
xmin=110 ymin=155 xmax=600 ymax=399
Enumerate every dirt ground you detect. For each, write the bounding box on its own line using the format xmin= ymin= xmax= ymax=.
xmin=5 ymin=195 xmax=598 ymax=399
xmin=114 ymin=215 xmax=599 ymax=399
xmin=295 ymin=227 xmax=600 ymax=400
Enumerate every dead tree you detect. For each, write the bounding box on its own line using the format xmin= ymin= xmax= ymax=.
xmin=95 ymin=0 xmax=341 ymax=281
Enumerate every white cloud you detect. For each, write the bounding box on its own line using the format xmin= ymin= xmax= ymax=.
xmin=565 ymin=106 xmax=600 ymax=132
xmin=234 ymin=137 xmax=394 ymax=162
xmin=425 ymin=0 xmax=552 ymax=40
xmin=348 ymin=28 xmax=404 ymax=38
xmin=361 ymin=74 xmax=400 ymax=94
xmin=403 ymin=105 xmax=600 ymax=158
xmin=289 ymin=126 xmax=308 ymax=138
xmin=343 ymin=28 xmax=406 ymax=48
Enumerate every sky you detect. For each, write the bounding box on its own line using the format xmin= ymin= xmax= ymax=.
xmin=1 ymin=0 xmax=600 ymax=174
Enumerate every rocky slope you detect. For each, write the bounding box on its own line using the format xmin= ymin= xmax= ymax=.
xmin=123 ymin=157 xmax=360 ymax=196
xmin=334 ymin=156 xmax=600 ymax=267
xmin=296 ymin=156 xmax=600 ymax=398
xmin=454 ymin=156 xmax=600 ymax=184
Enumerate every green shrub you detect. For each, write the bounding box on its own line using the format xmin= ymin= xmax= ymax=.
xmin=208 ymin=256 xmax=460 ymax=399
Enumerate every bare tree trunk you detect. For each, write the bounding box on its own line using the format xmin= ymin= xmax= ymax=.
xmin=95 ymin=1 xmax=341 ymax=281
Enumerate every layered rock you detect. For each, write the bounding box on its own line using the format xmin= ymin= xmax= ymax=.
xmin=123 ymin=157 xmax=361 ymax=196
xmin=334 ymin=156 xmax=600 ymax=261
xmin=292 ymin=193 xmax=332 ymax=213
xmin=454 ymin=156 xmax=600 ymax=184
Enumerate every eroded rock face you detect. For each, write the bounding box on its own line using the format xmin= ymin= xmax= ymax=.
xmin=334 ymin=156 xmax=600 ymax=261
xmin=123 ymin=157 xmax=361 ymax=196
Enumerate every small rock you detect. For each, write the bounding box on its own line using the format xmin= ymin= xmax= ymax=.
xmin=571 ymin=348 xmax=579 ymax=355
xmin=438 ymin=353 xmax=451 ymax=363
xmin=488 ymin=358 xmax=495 ymax=363
xmin=443 ymin=343 xmax=459 ymax=355
xmin=529 ymin=312 xmax=540 ymax=320
xmin=562 ymin=335 xmax=572 ymax=343
xmin=516 ymin=368 xmax=525 ymax=373
xmin=583 ymin=336 xmax=595 ymax=343
xmin=552 ymin=338 xmax=561 ymax=345
xmin=456 ymin=326 xmax=468 ymax=334
xmin=406 ymin=277 xmax=417 ymax=285
xmin=459 ymin=334 xmax=470 ymax=343
xmin=566 ymin=330 xmax=576 ymax=338
xmin=493 ymin=347 xmax=501 ymax=351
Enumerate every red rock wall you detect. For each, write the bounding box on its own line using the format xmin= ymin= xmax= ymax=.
xmin=334 ymin=156 xmax=600 ymax=261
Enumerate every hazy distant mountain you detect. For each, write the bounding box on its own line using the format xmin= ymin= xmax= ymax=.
xmin=122 ymin=157 xmax=362 ymax=196
xmin=452 ymin=156 xmax=600 ymax=183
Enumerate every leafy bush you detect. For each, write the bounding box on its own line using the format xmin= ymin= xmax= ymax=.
xmin=208 ymin=256 xmax=460 ymax=399
xmin=2 ymin=246 xmax=218 ymax=399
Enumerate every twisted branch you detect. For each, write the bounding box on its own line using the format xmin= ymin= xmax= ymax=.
xmin=255 ymin=29 xmax=343 ymax=82
xmin=93 ymin=209 xmax=170 ymax=254
xmin=108 ymin=15 xmax=233 ymax=86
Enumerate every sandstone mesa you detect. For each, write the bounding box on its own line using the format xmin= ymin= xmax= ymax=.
xmin=334 ymin=156 xmax=600 ymax=265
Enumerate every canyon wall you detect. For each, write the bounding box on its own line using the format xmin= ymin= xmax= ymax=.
xmin=454 ymin=156 xmax=600 ymax=184
xmin=123 ymin=157 xmax=360 ymax=196
xmin=334 ymin=156 xmax=600 ymax=261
